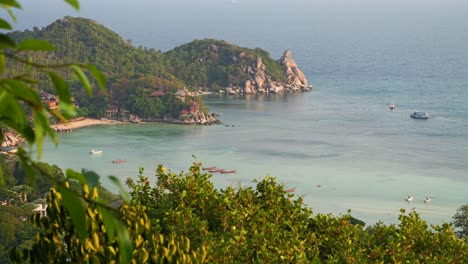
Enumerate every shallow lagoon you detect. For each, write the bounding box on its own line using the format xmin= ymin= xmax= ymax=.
xmin=42 ymin=90 xmax=468 ymax=225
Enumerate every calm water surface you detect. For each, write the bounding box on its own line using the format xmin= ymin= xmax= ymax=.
xmin=30 ymin=0 xmax=468 ymax=225
xmin=42 ymin=88 xmax=468 ymax=225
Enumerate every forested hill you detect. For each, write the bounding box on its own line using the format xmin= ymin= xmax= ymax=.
xmin=165 ymin=39 xmax=287 ymax=88
xmin=7 ymin=16 xmax=176 ymax=83
xmin=7 ymin=17 xmax=309 ymax=118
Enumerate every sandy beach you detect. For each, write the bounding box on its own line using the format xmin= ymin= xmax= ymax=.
xmin=52 ymin=118 xmax=122 ymax=130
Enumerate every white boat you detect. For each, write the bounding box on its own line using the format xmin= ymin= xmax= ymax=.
xmin=405 ymin=196 xmax=413 ymax=202
xmin=89 ymin=149 xmax=103 ymax=155
xmin=424 ymin=197 xmax=432 ymax=203
xmin=389 ymin=103 xmax=395 ymax=110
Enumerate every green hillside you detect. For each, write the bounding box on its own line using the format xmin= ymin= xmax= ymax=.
xmin=6 ymin=17 xmax=290 ymax=118
xmin=165 ymin=38 xmax=286 ymax=88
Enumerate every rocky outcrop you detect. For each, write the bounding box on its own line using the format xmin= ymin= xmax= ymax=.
xmin=222 ymin=50 xmax=312 ymax=94
xmin=1 ymin=132 xmax=24 ymax=148
xmin=182 ymin=111 xmax=220 ymax=125
xmin=280 ymin=49 xmax=308 ymax=87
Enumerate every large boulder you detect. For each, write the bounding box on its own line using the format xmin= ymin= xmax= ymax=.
xmin=280 ymin=49 xmax=308 ymax=87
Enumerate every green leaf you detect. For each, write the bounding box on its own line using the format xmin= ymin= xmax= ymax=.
xmin=82 ymin=170 xmax=100 ymax=189
xmin=0 ymin=33 xmax=16 ymax=49
xmin=65 ymin=0 xmax=80 ymax=10
xmin=100 ymin=207 xmax=117 ymax=242
xmin=17 ymin=39 xmax=55 ymax=51
xmin=3 ymin=79 xmax=42 ymax=106
xmin=49 ymin=108 xmax=69 ymax=123
xmin=57 ymin=185 xmax=87 ymax=240
xmin=58 ymin=101 xmax=76 ymax=119
xmin=108 ymin=175 xmax=130 ymax=203
xmin=71 ymin=66 xmax=92 ymax=96
xmin=7 ymin=9 xmax=16 ymax=23
xmin=32 ymin=110 xmax=46 ymax=160
xmin=115 ymin=220 xmax=133 ymax=264
xmin=0 ymin=18 xmax=12 ymax=30
xmin=0 ymin=53 xmax=5 ymax=75
xmin=0 ymin=0 xmax=22 ymax=8
xmin=87 ymin=65 xmax=106 ymax=91
xmin=66 ymin=169 xmax=87 ymax=185
xmin=49 ymin=72 xmax=71 ymax=104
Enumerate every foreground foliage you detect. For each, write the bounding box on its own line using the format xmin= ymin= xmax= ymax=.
xmin=123 ymin=163 xmax=467 ymax=263
xmin=10 ymin=183 xmax=206 ymax=263
xmin=453 ymin=204 xmax=468 ymax=240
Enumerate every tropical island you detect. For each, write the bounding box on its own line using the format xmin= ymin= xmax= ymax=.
xmin=7 ymin=17 xmax=311 ymax=126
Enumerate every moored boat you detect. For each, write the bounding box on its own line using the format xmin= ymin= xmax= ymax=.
xmin=203 ymin=166 xmax=217 ymax=171
xmin=410 ymin=112 xmax=429 ymax=119
xmin=220 ymin=170 xmax=236 ymax=174
xmin=112 ymin=159 xmax=127 ymax=163
xmin=90 ymin=149 xmax=103 ymax=155
xmin=208 ymin=169 xmax=224 ymax=173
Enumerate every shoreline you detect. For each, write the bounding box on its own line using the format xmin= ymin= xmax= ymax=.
xmin=52 ymin=117 xmax=222 ymax=131
xmin=52 ymin=118 xmax=124 ymax=130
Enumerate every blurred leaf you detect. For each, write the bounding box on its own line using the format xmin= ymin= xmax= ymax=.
xmin=7 ymin=9 xmax=16 ymax=22
xmin=109 ymin=175 xmax=130 ymax=203
xmin=58 ymin=185 xmax=87 ymax=240
xmin=3 ymin=79 xmax=42 ymax=106
xmin=58 ymin=101 xmax=76 ymax=119
xmin=100 ymin=207 xmax=117 ymax=242
xmin=32 ymin=108 xmax=56 ymax=158
xmin=17 ymin=39 xmax=56 ymax=51
xmin=82 ymin=170 xmax=100 ymax=189
xmin=0 ymin=18 xmax=12 ymax=30
xmin=0 ymin=33 xmax=16 ymax=48
xmin=71 ymin=66 xmax=92 ymax=96
xmin=87 ymin=64 xmax=106 ymax=91
xmin=115 ymin=219 xmax=133 ymax=263
xmin=32 ymin=110 xmax=45 ymax=160
xmin=49 ymin=72 xmax=71 ymax=104
xmin=0 ymin=0 xmax=22 ymax=8
xmin=66 ymin=169 xmax=87 ymax=185
xmin=0 ymin=53 xmax=5 ymax=74
xmin=50 ymin=108 xmax=69 ymax=123
xmin=65 ymin=0 xmax=80 ymax=10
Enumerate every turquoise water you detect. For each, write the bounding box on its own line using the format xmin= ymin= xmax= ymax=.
xmin=23 ymin=0 xmax=468 ymax=225
xmin=42 ymin=90 xmax=468 ymax=225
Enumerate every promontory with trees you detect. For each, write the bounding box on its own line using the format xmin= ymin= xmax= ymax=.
xmin=7 ymin=17 xmax=311 ymax=124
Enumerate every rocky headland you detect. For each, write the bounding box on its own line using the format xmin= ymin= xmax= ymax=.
xmin=220 ymin=50 xmax=312 ymax=95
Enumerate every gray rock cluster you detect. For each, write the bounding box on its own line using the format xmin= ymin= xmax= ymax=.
xmin=182 ymin=112 xmax=220 ymax=125
xmin=221 ymin=50 xmax=312 ymax=94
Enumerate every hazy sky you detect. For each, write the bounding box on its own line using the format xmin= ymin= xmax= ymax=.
xmin=7 ymin=0 xmax=468 ymax=56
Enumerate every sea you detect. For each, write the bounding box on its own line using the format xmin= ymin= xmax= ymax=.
xmin=18 ymin=0 xmax=468 ymax=225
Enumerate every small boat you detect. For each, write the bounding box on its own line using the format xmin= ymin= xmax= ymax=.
xmin=424 ymin=197 xmax=432 ymax=203
xmin=405 ymin=196 xmax=413 ymax=202
xmin=220 ymin=170 xmax=236 ymax=174
xmin=285 ymin=187 xmax=296 ymax=193
xmin=90 ymin=149 xmax=103 ymax=155
xmin=202 ymin=166 xmax=217 ymax=171
xmin=389 ymin=103 xmax=395 ymax=110
xmin=208 ymin=169 xmax=225 ymax=173
xmin=112 ymin=159 xmax=127 ymax=164
xmin=411 ymin=112 xmax=429 ymax=119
